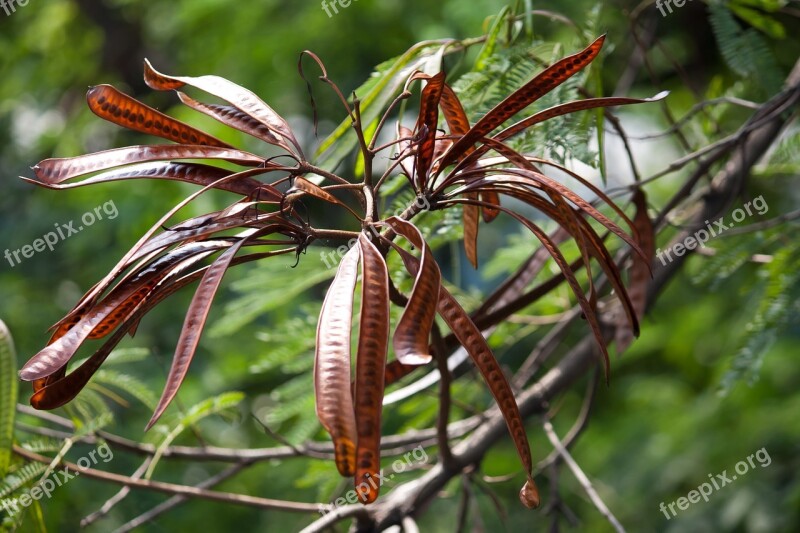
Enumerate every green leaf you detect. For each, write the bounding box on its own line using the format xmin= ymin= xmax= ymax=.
xmin=729 ymin=3 xmax=786 ymax=39
xmin=719 ymin=237 xmax=800 ymax=391
xmin=474 ymin=6 xmax=511 ymax=72
xmin=0 ymin=463 xmax=47 ymax=500
xmin=92 ymin=370 xmax=158 ymax=410
xmin=19 ymin=438 xmax=63 ymax=455
xmin=732 ymin=0 xmax=787 ymax=13
xmin=709 ymin=4 xmax=783 ymax=96
xmin=313 ymin=42 xmax=445 ymax=173
xmin=0 ymin=320 xmax=18 ymax=478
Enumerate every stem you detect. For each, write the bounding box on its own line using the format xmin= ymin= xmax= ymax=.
xmin=13 ymin=445 xmax=326 ymax=514
xmin=309 ymin=228 xmax=362 ymax=242
xmin=353 ymin=98 xmax=374 ymax=185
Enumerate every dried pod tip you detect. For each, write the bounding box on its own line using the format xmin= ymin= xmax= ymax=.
xmin=519 ymin=478 xmax=540 ymax=509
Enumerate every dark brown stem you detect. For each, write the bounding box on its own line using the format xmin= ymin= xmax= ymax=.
xmin=431 ymin=324 xmax=455 ymax=469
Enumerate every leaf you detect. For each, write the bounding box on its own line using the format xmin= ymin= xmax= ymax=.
xmin=314 ymin=42 xmax=443 ymax=171
xmin=463 ymin=194 xmax=480 ymax=268
xmin=709 ymin=5 xmax=783 ymax=95
xmin=209 ymin=255 xmax=335 ymax=337
xmin=391 ymin=246 xmax=539 ymax=508
xmin=0 ymin=320 xmax=17 ymax=477
xmin=490 ymin=93 xmax=669 ymax=152
xmin=355 ymin=118 xmax=379 ymax=180
xmin=86 ymin=85 xmax=233 ymax=148
xmin=29 ymin=249 xmax=224 ymax=409
xmin=288 ymin=177 xmax=353 ymax=212
xmin=395 ymin=125 xmax=416 ymax=179
xmin=92 ymin=369 xmax=159 ymax=410
xmin=729 ymin=3 xmax=786 ymax=39
xmin=353 ymin=234 xmax=389 ymax=503
xmin=30 ymin=248 xmax=285 ymax=410
xmin=32 ymin=145 xmax=265 ymax=185
xmin=0 ymin=463 xmax=47 ymax=499
xmin=439 ymin=84 xmax=471 ymax=137
xmin=616 ymin=190 xmax=653 ymax=353
xmin=145 ymin=239 xmax=248 ymax=430
xmin=26 ymin=161 xmax=266 ymax=197
xmin=440 ymin=35 xmax=607 ymax=168
xmin=383 ymin=218 xmax=441 ymax=365
xmin=176 ymin=91 xmax=283 ymax=146
xmin=414 ymin=72 xmax=446 ymax=191
xmin=457 ymin=196 xmax=611 ymax=379
xmin=315 ymin=244 xmax=360 ymax=477
xmin=474 ymin=6 xmax=511 ymax=71
xmin=143 ymin=59 xmax=301 ymax=155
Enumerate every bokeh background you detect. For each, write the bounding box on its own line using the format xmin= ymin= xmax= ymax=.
xmin=1 ymin=0 xmax=798 ymax=531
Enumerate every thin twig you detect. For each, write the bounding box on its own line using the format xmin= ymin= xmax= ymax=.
xmin=16 ymin=404 xmax=481 ymax=463
xmin=512 ymin=307 xmax=582 ymax=389
xmin=455 ymin=474 xmax=471 ymax=533
xmin=534 ymin=368 xmax=599 ymax=475
xmin=81 ymin=457 xmax=153 ymax=527
xmin=13 ymin=445 xmax=327 ymax=514
xmin=542 ymin=421 xmax=625 ymax=533
xmin=719 ymin=208 xmax=800 ymax=236
xmin=112 ymin=461 xmax=254 ymax=533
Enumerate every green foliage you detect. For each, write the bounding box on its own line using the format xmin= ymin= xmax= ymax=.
xmin=65 ymin=347 xmax=160 ymax=421
xmin=689 ymin=221 xmax=800 ymax=392
xmin=1 ymin=1 xmax=799 ymax=531
xmin=728 ymin=0 xmax=788 ymax=39
xmin=709 ymin=3 xmax=784 ymax=97
xmin=313 ymin=42 xmax=446 ymax=173
xmin=0 ymin=463 xmax=47 ymax=501
xmin=209 ymin=258 xmax=335 ymax=338
xmin=754 ymin=130 xmax=800 ymax=177
xmin=0 ymin=321 xmax=17 ymax=478
xmin=722 ymin=238 xmax=800 ymax=390
xmin=146 ymin=392 xmax=244 ymax=479
xmin=0 ymin=462 xmax=47 ymax=530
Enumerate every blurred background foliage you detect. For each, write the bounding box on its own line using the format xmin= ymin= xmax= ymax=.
xmin=0 ymin=0 xmax=798 ymax=531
